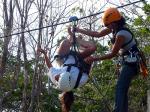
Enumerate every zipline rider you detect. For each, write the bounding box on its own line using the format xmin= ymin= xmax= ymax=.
xmin=37 ymin=22 xmax=96 ymax=112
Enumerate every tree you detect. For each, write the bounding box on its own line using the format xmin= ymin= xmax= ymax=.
xmin=0 ymin=0 xmax=15 ymax=110
xmin=0 ymin=0 xmax=15 ymax=77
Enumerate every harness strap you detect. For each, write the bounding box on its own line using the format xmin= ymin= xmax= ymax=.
xmin=63 ymin=63 xmax=87 ymax=89
xmin=122 ymin=44 xmax=139 ymax=56
xmin=66 ymin=65 xmax=71 ymax=72
xmin=74 ymin=70 xmax=83 ymax=89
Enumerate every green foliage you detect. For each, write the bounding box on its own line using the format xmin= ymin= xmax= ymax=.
xmin=134 ymin=18 xmax=143 ymax=26
xmin=71 ymin=58 xmax=116 ymax=112
xmin=144 ymin=45 xmax=150 ymax=54
xmin=139 ymin=27 xmax=150 ymax=36
xmin=146 ymin=15 xmax=150 ymax=23
xmin=143 ymin=4 xmax=150 ymax=15
xmin=133 ymin=3 xmax=150 ymax=56
xmin=128 ymin=76 xmax=149 ymax=112
xmin=37 ymin=89 xmax=61 ymax=112
xmin=95 ymin=42 xmax=109 ymax=55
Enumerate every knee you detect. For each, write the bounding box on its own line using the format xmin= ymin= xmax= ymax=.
xmin=60 ymin=39 xmax=70 ymax=45
xmin=60 ymin=39 xmax=71 ymax=48
xmin=58 ymin=39 xmax=71 ymax=54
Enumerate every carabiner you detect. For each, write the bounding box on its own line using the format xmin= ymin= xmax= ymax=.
xmin=69 ymin=16 xmax=78 ymax=26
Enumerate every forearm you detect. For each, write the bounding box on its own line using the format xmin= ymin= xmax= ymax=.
xmin=77 ymin=28 xmax=100 ymax=37
xmin=94 ymin=53 xmax=116 ymax=61
xmin=77 ymin=27 xmax=111 ymax=38
xmin=44 ymin=53 xmax=52 ymax=68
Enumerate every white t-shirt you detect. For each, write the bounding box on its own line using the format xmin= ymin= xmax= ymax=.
xmin=48 ymin=55 xmax=89 ymax=88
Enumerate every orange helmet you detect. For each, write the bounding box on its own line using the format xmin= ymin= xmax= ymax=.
xmin=102 ymin=8 xmax=122 ymax=26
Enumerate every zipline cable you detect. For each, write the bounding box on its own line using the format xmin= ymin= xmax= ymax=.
xmin=0 ymin=0 xmax=144 ymax=38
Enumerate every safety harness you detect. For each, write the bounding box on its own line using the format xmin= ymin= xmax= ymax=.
xmin=111 ymin=27 xmax=148 ymax=77
xmin=63 ymin=51 xmax=91 ymax=89
xmin=111 ymin=27 xmax=136 ymax=50
xmin=111 ymin=27 xmax=139 ymax=63
xmin=54 ymin=44 xmax=91 ymax=89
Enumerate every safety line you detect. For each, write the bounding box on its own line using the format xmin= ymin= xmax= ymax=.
xmin=0 ymin=0 xmax=144 ymax=38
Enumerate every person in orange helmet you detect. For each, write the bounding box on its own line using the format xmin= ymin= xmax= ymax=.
xmin=75 ymin=7 xmax=141 ymax=112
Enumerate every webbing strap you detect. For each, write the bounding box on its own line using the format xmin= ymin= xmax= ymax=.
xmin=67 ymin=65 xmax=71 ymax=72
xmin=74 ymin=70 xmax=83 ymax=89
xmin=64 ymin=64 xmax=83 ymax=89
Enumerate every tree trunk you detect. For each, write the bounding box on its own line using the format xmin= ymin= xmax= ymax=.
xmin=28 ymin=6 xmax=44 ymax=112
xmin=0 ymin=0 xmax=14 ymax=109
xmin=0 ymin=31 xmax=11 ymax=76
xmin=15 ymin=0 xmax=35 ymax=110
xmin=12 ymin=39 xmax=21 ymax=89
xmin=0 ymin=0 xmax=14 ymax=77
xmin=21 ymin=31 xmax=29 ymax=112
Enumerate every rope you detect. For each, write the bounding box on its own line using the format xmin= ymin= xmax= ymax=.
xmin=0 ymin=0 xmax=144 ymax=38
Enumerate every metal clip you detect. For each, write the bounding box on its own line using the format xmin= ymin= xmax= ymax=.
xmin=69 ymin=16 xmax=78 ymax=26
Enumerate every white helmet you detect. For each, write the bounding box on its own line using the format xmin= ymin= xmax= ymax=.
xmin=57 ymin=72 xmax=75 ymax=92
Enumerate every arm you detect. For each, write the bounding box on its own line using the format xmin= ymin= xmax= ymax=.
xmin=93 ymin=35 xmax=125 ymax=61
xmin=67 ymin=27 xmax=74 ymax=43
xmin=76 ymin=27 xmax=112 ymax=38
xmin=67 ymin=27 xmax=96 ymax=48
xmin=37 ymin=48 xmax=52 ymax=68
